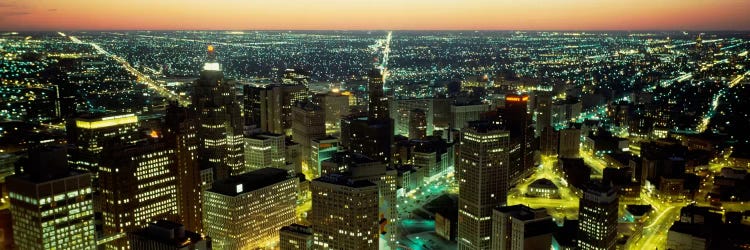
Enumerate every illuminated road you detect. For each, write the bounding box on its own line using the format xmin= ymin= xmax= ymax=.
xmin=65 ymin=34 xmax=191 ymax=106
xmin=630 ymin=204 xmax=681 ymax=250
xmin=507 ymin=156 xmax=581 ymax=219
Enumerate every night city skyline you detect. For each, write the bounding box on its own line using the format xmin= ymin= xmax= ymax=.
xmin=1 ymin=1 xmax=750 ymax=250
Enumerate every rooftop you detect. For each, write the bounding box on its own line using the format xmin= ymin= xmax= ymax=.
xmin=208 ymin=167 xmax=292 ymax=196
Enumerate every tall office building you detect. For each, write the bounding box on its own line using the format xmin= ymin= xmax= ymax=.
xmin=128 ymin=220 xmax=210 ymax=250
xmin=497 ymin=94 xmax=534 ymax=183
xmin=311 ymin=174 xmax=379 ymax=250
xmin=279 ymin=224 xmax=313 ymax=250
xmin=7 ymin=146 xmax=96 ymax=250
xmin=164 ymin=103 xmax=203 ymax=233
xmin=193 ymin=45 xmax=244 ymax=180
xmin=99 ymin=141 xmax=180 ymax=249
xmin=243 ymin=83 xmax=308 ymax=135
xmin=491 ymin=204 xmax=555 ymax=250
xmin=451 ymin=101 xmax=490 ymax=129
xmin=577 ymin=181 xmax=619 ymax=250
xmin=315 ymin=90 xmax=352 ymax=130
xmin=203 ymin=167 xmax=298 ymax=249
xmin=67 ymin=113 xmax=140 ymax=181
xmin=390 ymin=98 xmax=435 ymax=137
xmin=292 ymin=101 xmax=326 ymax=171
xmin=340 ymin=69 xmax=395 ymax=164
xmin=535 ymin=91 xmax=553 ymax=137
xmin=409 ymin=109 xmax=428 ymax=139
xmin=558 ymin=127 xmax=581 ymax=158
xmin=458 ymin=121 xmax=510 ymax=250
xmin=244 ymin=133 xmax=287 ymax=172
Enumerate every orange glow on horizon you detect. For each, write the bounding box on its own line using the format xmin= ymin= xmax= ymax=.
xmin=1 ymin=1 xmax=749 ymax=30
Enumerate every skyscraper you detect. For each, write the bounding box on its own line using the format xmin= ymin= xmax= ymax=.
xmin=458 ymin=120 xmax=510 ymax=250
xmin=193 ymin=45 xmax=244 ymax=180
xmin=243 ymin=83 xmax=308 ymax=135
xmin=535 ymin=91 xmax=553 ymax=137
xmin=99 ymin=141 xmax=180 ymax=249
xmin=577 ymin=181 xmax=619 ymax=250
xmin=203 ymin=167 xmax=298 ymax=249
xmin=164 ymin=103 xmax=203 ymax=233
xmin=292 ymin=101 xmax=326 ymax=172
xmin=498 ymin=94 xmax=534 ymax=184
xmin=339 ymin=68 xmax=394 ymax=164
xmin=558 ymin=127 xmax=581 ymax=158
xmin=409 ymin=108 xmax=428 ymax=139
xmin=310 ymin=174 xmax=379 ymax=250
xmin=491 ymin=204 xmax=555 ymax=250
xmin=7 ymin=146 xmax=96 ymax=250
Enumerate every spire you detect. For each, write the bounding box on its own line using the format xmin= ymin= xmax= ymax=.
xmin=203 ymin=44 xmax=220 ymax=71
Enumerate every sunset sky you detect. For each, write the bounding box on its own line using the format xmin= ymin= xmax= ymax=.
xmin=1 ymin=0 xmax=749 ymax=30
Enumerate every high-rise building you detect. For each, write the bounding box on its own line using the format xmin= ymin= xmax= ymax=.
xmin=558 ymin=127 xmax=581 ymax=158
xmin=577 ymin=181 xmax=619 ymax=250
xmin=292 ymin=101 xmax=326 ymax=171
xmin=7 ymin=146 xmax=96 ymax=250
xmin=128 ymin=220 xmax=210 ymax=250
xmin=368 ymin=68 xmax=388 ymax=122
xmin=163 ymin=104 xmax=203 ymax=233
xmin=390 ymin=98 xmax=435 ymax=137
xmin=310 ymin=174 xmax=379 ymax=250
xmin=279 ymin=224 xmax=313 ymax=250
xmin=243 ymin=83 xmax=308 ymax=135
xmin=340 ymin=68 xmax=395 ymax=164
xmin=458 ymin=121 xmax=510 ymax=250
xmin=203 ymin=167 xmax=298 ymax=249
xmin=67 ymin=113 xmax=140 ymax=178
xmin=451 ymin=101 xmax=490 ymax=129
xmin=409 ymin=109 xmax=428 ymax=139
xmin=99 ymin=141 xmax=180 ymax=249
xmin=315 ymin=90 xmax=352 ymax=130
xmin=244 ymin=133 xmax=287 ymax=172
xmin=491 ymin=204 xmax=555 ymax=250
xmin=535 ymin=91 xmax=553 ymax=137
xmin=496 ymin=94 xmax=534 ymax=184
xmin=193 ymin=45 xmax=244 ymax=180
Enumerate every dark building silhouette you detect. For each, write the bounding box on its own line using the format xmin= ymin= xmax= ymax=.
xmin=128 ymin=220 xmax=210 ymax=250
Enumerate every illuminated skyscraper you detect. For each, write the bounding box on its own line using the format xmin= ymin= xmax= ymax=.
xmin=99 ymin=141 xmax=180 ymax=249
xmin=310 ymin=174 xmax=379 ymax=250
xmin=7 ymin=146 xmax=96 ymax=250
xmin=193 ymin=45 xmax=244 ymax=180
xmin=367 ymin=68 xmax=388 ymax=121
xmin=310 ymin=136 xmax=339 ymax=178
xmin=164 ymin=103 xmax=203 ymax=233
xmin=458 ymin=121 xmax=510 ymax=250
xmin=577 ymin=181 xmax=619 ymax=250
xmin=203 ymin=167 xmax=298 ymax=249
xmin=244 ymin=133 xmax=287 ymax=173
xmin=535 ymin=91 xmax=553 ymax=137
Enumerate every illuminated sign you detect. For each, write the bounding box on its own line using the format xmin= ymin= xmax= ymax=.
xmin=505 ymin=95 xmax=529 ymax=102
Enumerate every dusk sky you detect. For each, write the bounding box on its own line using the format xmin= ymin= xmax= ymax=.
xmin=1 ymin=0 xmax=749 ymax=30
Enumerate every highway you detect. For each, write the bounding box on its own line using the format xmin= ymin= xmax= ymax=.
xmin=64 ymin=33 xmax=191 ymax=106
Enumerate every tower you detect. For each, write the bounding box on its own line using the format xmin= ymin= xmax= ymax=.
xmin=193 ymin=45 xmax=245 ymax=180
xmin=577 ymin=181 xmax=619 ymax=250
xmin=164 ymin=103 xmax=203 ymax=233
xmin=458 ymin=121 xmax=510 ymax=250
xmin=7 ymin=146 xmax=96 ymax=250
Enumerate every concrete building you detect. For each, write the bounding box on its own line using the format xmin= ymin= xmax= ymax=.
xmin=244 ymin=133 xmax=287 ymax=173
xmin=203 ymin=168 xmax=298 ymax=249
xmin=457 ymin=121 xmax=510 ymax=250
xmin=558 ymin=127 xmax=581 ymax=158
xmin=7 ymin=146 xmax=96 ymax=250
xmin=577 ymin=182 xmax=619 ymax=250
xmin=243 ymin=83 xmax=308 ymax=135
xmin=310 ymin=174 xmax=379 ymax=250
xmin=491 ymin=204 xmax=555 ymax=250
xmin=292 ymin=101 xmax=326 ymax=171
xmin=279 ymin=224 xmax=313 ymax=250
xmin=451 ymin=102 xmax=490 ymax=129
